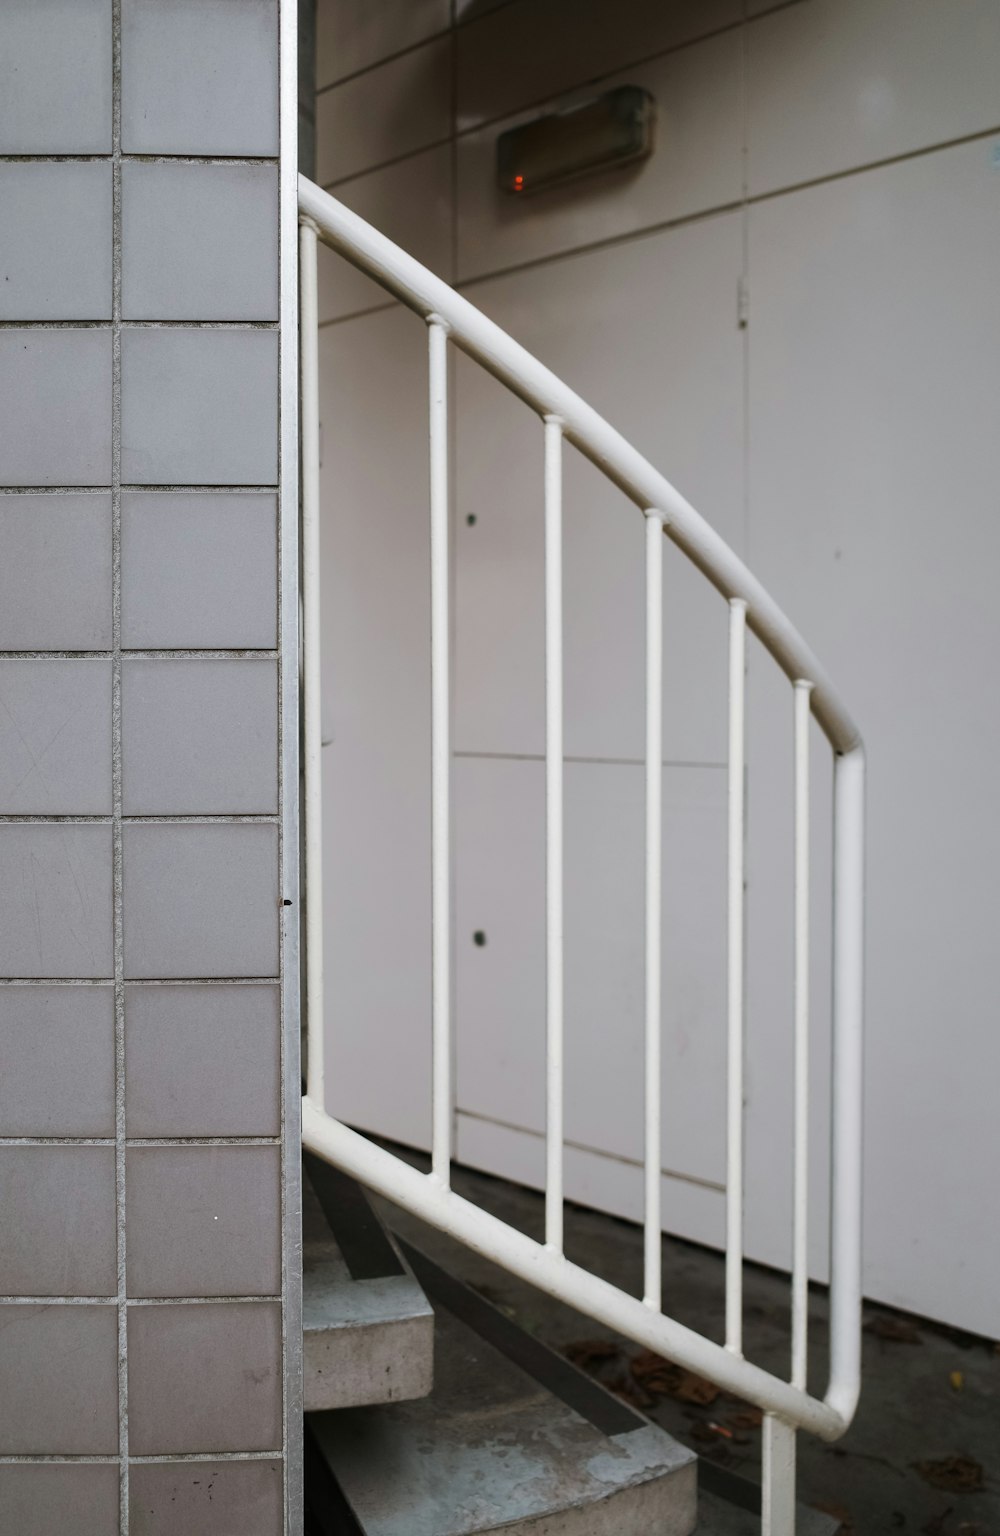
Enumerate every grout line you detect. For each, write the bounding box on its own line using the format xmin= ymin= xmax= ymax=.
xmin=0 ymin=485 xmax=279 ymax=496
xmin=0 ymin=320 xmax=279 ymax=331
xmin=128 ymin=1450 xmax=282 ymax=1463
xmin=278 ymin=0 xmax=304 ymax=1528
xmin=0 ymin=976 xmax=276 ymax=987
xmin=124 ymin=1295 xmax=283 ymax=1306
xmin=0 ymin=1451 xmax=282 ymax=1465
xmin=110 ymin=4 xmax=129 ymax=1527
xmin=125 ymin=1137 xmax=282 ymax=1147
xmin=0 ymin=814 xmax=279 ymax=825
xmin=0 ymin=650 xmax=281 ymax=660
xmin=0 ymin=154 xmax=277 ymax=166
xmin=0 ymin=1136 xmax=280 ymax=1147
xmin=0 ymin=1292 xmax=280 ymax=1304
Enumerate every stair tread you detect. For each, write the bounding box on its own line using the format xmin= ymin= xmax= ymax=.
xmin=302 ymin=1156 xmax=434 ymax=1413
xmin=307 ymin=1253 xmax=696 ymax=1536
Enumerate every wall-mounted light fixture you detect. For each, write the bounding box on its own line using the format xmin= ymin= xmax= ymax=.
xmin=496 ymin=85 xmax=655 ymax=197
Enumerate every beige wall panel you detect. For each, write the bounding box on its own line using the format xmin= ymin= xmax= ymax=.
xmin=317 ymin=0 xmax=449 ymax=90
xmin=747 ymin=0 xmax=1000 ymax=197
xmin=316 ymin=35 xmax=451 ymax=185
xmin=318 ymin=306 xmax=433 ymax=1152
xmin=747 ymin=138 xmax=1000 ymax=1334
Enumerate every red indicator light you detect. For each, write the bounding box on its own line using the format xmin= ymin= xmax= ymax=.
xmin=513 ymin=173 xmax=525 ymax=191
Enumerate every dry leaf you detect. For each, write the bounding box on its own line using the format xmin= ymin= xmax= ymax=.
xmin=864 ymin=1314 xmax=923 ymax=1344
xmin=949 ymin=1370 xmax=964 ymax=1392
xmin=914 ymin=1455 xmax=985 ymax=1492
xmin=630 ymin=1350 xmax=720 ymax=1406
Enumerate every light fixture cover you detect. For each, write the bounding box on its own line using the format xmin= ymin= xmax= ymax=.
xmin=497 ymin=85 xmax=656 ymax=196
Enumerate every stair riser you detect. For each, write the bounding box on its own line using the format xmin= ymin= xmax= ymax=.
xmin=304 ymin=1311 xmax=433 ymax=1413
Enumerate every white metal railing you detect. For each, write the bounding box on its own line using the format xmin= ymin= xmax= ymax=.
xmin=297 ymin=173 xmax=865 ymax=1533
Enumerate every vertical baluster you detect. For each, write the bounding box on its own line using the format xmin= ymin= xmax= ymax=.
xmin=644 ymin=512 xmax=665 ymax=1307
xmin=300 ymin=217 xmax=325 ymax=1108
xmin=726 ymin=598 xmax=747 ymax=1354
xmin=762 ymin=1414 xmax=797 ymax=1535
xmin=544 ymin=415 xmax=565 ymax=1254
xmin=792 ymin=680 xmax=813 ymax=1388
xmin=428 ymin=315 xmax=451 ymax=1185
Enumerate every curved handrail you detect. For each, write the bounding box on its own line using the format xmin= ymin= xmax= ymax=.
xmin=299 ymin=174 xmax=861 ymax=757
xmin=297 ymin=173 xmax=865 ymax=1467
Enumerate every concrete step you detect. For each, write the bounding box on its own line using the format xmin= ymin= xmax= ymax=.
xmin=305 ymin=1239 xmax=698 ymax=1535
xmin=302 ymin=1154 xmax=434 ymax=1413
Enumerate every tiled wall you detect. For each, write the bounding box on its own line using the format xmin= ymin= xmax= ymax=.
xmin=312 ymin=0 xmax=1000 ymax=1338
xmin=0 ymin=3 xmax=300 ymax=1533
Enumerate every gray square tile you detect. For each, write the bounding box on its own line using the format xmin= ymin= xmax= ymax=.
xmin=0 ymin=164 xmax=112 ymax=321
xmin=127 ymin=1302 xmax=282 ymax=1454
xmin=0 ymin=331 xmax=112 ymax=487
xmin=122 ymin=660 xmax=278 ymax=815
xmin=0 ymin=0 xmax=112 ymax=153
xmin=121 ymin=0 xmax=279 ymax=156
xmin=0 ymin=1146 xmax=116 ymax=1296
xmin=121 ymin=492 xmax=277 ymax=649
xmin=130 ymin=1459 xmax=283 ymax=1536
xmin=0 ymin=985 xmax=115 ymax=1137
xmin=0 ymin=660 xmax=112 ymax=814
xmin=0 ymin=825 xmax=113 ymax=978
xmin=0 ymin=493 xmax=112 ymax=650
xmin=126 ymin=1145 xmax=281 ymax=1298
xmin=123 ymin=823 xmax=279 ymax=978
xmin=0 ymin=1464 xmax=119 ymax=1536
xmin=122 ymin=163 xmax=279 ymax=322
xmin=121 ymin=329 xmax=278 ymax=486
xmin=0 ymin=1304 xmax=118 ymax=1453
xmin=124 ymin=983 xmax=279 ymax=1138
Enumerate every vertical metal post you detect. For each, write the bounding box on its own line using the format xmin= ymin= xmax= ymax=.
xmin=792 ymin=680 xmax=813 ymax=1388
xmin=300 ymin=216 xmax=324 ymax=1108
xmin=643 ymin=511 xmax=665 ymax=1308
xmin=762 ymin=1414 xmax=797 ymax=1535
xmin=428 ymin=315 xmax=452 ymax=1186
xmin=827 ymin=745 xmax=866 ymax=1423
xmin=726 ymin=598 xmax=747 ymax=1354
xmin=544 ymin=414 xmax=565 ymax=1254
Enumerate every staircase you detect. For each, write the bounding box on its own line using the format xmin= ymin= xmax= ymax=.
xmin=296 ymin=170 xmax=865 ymax=1535
xmin=301 ymin=1161 xmax=842 ymax=1534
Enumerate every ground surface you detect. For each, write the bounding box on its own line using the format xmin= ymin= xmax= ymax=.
xmin=376 ymin=1153 xmax=1000 ymax=1536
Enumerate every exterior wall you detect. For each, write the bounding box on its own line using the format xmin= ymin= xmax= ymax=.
xmin=0 ymin=3 xmax=301 ymax=1533
xmin=313 ymin=0 xmax=1000 ymax=1337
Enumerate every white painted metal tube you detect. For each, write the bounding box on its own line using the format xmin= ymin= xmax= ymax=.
xmin=792 ymin=680 xmax=813 ymax=1390
xmin=762 ymin=1415 xmax=797 ymax=1535
xmin=298 ymin=175 xmax=860 ymax=758
xmin=299 ymin=216 xmax=324 ymax=1108
xmin=544 ymin=415 xmax=565 ymax=1254
xmin=726 ymin=599 xmax=747 ymax=1356
xmin=825 ymin=745 xmax=866 ymax=1425
xmin=303 ymin=1097 xmax=847 ymax=1441
xmin=428 ymin=315 xmax=452 ymax=1186
xmin=643 ymin=511 xmax=665 ymax=1309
